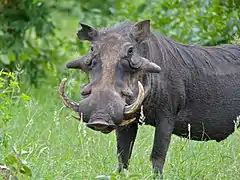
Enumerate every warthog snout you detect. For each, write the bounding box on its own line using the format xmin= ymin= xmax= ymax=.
xmin=59 ymin=78 xmax=145 ymax=128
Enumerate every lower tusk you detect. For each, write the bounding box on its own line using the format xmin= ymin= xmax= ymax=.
xmin=71 ymin=112 xmax=85 ymax=123
xmin=124 ymin=81 xmax=145 ymax=115
xmin=119 ymin=117 xmax=137 ymax=126
xmin=72 ymin=115 xmax=80 ymax=120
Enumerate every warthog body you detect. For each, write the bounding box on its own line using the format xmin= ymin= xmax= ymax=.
xmin=60 ymin=20 xmax=240 ymax=176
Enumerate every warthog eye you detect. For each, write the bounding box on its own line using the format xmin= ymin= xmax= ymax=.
xmin=87 ymin=57 xmax=97 ymax=69
xmin=90 ymin=45 xmax=94 ymax=52
xmin=127 ymin=46 xmax=134 ymax=56
xmin=92 ymin=58 xmax=97 ymax=67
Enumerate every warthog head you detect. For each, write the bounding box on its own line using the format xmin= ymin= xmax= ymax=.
xmin=59 ymin=20 xmax=161 ymax=133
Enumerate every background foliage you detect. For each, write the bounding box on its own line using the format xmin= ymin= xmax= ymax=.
xmin=0 ymin=0 xmax=240 ymax=86
xmin=0 ymin=0 xmax=240 ymax=179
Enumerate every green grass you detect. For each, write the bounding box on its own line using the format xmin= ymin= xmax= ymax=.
xmin=2 ymin=84 xmax=240 ymax=179
xmin=1 ymin=1 xmax=240 ymax=179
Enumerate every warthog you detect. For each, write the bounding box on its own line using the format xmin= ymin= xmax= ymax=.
xmin=59 ymin=20 xmax=240 ymax=176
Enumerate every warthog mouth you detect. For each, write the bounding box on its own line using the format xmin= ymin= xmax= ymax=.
xmin=59 ymin=78 xmax=145 ymax=128
xmin=86 ymin=120 xmax=116 ymax=134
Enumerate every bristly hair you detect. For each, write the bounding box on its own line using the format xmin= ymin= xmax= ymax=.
xmin=146 ymin=31 xmax=240 ymax=76
xmin=93 ymin=21 xmax=240 ymax=76
xmin=100 ymin=21 xmax=133 ymax=34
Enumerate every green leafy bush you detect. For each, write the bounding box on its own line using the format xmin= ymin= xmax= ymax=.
xmin=0 ymin=71 xmax=20 ymax=148
xmin=0 ymin=70 xmax=32 ymax=179
xmin=0 ymin=0 xmax=239 ymax=86
xmin=113 ymin=0 xmax=240 ymax=45
xmin=0 ymin=0 xmax=63 ymax=86
xmin=232 ymin=35 xmax=240 ymax=44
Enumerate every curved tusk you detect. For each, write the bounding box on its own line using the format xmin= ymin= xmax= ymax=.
xmin=72 ymin=115 xmax=80 ymax=120
xmin=59 ymin=78 xmax=79 ymax=112
xmin=124 ymin=81 xmax=145 ymax=115
xmin=119 ymin=117 xmax=136 ymax=126
xmin=72 ymin=112 xmax=85 ymax=123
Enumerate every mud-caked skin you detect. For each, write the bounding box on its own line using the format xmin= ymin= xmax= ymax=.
xmin=61 ymin=20 xmax=240 ymax=176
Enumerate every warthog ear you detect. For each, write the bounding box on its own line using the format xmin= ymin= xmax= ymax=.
xmin=130 ymin=20 xmax=151 ymax=43
xmin=77 ymin=23 xmax=98 ymax=41
xmin=66 ymin=54 xmax=91 ymax=72
xmin=140 ymin=57 xmax=161 ymax=73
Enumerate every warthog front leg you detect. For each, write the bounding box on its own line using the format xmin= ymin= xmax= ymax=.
xmin=151 ymin=117 xmax=174 ymax=177
xmin=116 ymin=123 xmax=138 ymax=172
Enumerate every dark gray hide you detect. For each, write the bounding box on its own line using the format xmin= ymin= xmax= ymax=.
xmin=64 ymin=20 xmax=240 ymax=176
